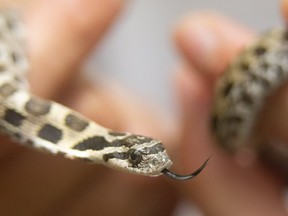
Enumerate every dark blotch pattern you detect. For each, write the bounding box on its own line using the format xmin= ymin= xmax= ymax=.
xmin=142 ymin=143 xmax=165 ymax=155
xmin=103 ymin=152 xmax=128 ymax=162
xmin=211 ymin=114 xmax=219 ymax=131
xmin=222 ymin=82 xmax=233 ymax=97
xmin=73 ymin=135 xmax=149 ymax=151
xmin=248 ymin=73 xmax=270 ymax=89
xmin=25 ymin=98 xmax=51 ymax=116
xmin=240 ymin=92 xmax=254 ymax=105
xmin=11 ymin=51 xmax=19 ymax=63
xmin=260 ymin=62 xmax=269 ymax=70
xmin=254 ymin=46 xmax=267 ymax=56
xmin=240 ymin=62 xmax=250 ymax=71
xmin=226 ymin=116 xmax=243 ymax=125
xmin=0 ymin=83 xmax=17 ymax=97
xmin=108 ymin=131 xmax=127 ymax=136
xmin=257 ymin=78 xmax=270 ymax=89
xmin=119 ymin=135 xmax=153 ymax=147
xmin=4 ymin=108 xmax=25 ymax=126
xmin=78 ymin=157 xmax=94 ymax=163
xmin=108 ymin=135 xmax=148 ymax=148
xmin=65 ymin=114 xmax=89 ymax=132
xmin=38 ymin=124 xmax=63 ymax=144
xmin=73 ymin=136 xmax=110 ymax=151
xmin=248 ymin=72 xmax=258 ymax=81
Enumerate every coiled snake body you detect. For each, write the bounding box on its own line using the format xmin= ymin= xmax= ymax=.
xmin=212 ymin=28 xmax=288 ymax=152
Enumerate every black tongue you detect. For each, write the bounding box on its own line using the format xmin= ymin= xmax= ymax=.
xmin=161 ymin=157 xmax=210 ymax=180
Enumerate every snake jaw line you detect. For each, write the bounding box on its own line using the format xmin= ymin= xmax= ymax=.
xmin=161 ymin=157 xmax=210 ymax=180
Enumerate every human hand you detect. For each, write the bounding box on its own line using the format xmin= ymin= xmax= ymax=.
xmin=0 ymin=1 xmax=179 ymax=215
xmin=173 ymin=1 xmax=288 ymax=215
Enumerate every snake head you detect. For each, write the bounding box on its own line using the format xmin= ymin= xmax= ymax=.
xmin=102 ymin=135 xmax=209 ymax=180
xmin=102 ymin=135 xmax=173 ymax=176
xmin=126 ymin=138 xmax=173 ymax=176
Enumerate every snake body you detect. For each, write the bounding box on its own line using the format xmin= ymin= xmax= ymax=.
xmin=212 ymin=28 xmax=288 ymax=152
xmin=0 ymin=10 xmax=209 ymax=180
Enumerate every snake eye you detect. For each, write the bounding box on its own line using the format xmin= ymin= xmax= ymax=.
xmin=128 ymin=149 xmax=142 ymax=166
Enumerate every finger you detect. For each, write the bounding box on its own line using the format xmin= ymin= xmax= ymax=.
xmin=174 ymin=13 xmax=287 ymax=215
xmin=174 ymin=12 xmax=254 ymax=77
xmin=25 ymin=0 xmax=123 ymax=98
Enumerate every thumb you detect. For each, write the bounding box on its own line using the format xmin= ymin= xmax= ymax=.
xmin=26 ymin=0 xmax=124 ymax=97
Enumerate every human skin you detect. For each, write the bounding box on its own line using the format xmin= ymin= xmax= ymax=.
xmin=174 ymin=0 xmax=288 ymax=215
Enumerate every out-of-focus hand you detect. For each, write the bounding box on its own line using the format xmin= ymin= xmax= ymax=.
xmin=173 ymin=1 xmax=288 ymax=215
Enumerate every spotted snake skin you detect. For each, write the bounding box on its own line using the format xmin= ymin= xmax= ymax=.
xmin=212 ymin=28 xmax=288 ymax=153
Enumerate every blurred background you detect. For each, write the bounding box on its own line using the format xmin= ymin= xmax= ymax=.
xmin=86 ymin=0 xmax=281 ymax=114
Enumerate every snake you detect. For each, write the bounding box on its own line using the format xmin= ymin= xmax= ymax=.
xmin=211 ymin=26 xmax=288 ymax=179
xmin=0 ymin=9 xmax=211 ymax=181
xmin=211 ymin=26 xmax=288 ymax=163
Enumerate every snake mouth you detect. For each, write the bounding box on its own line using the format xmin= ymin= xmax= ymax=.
xmin=161 ymin=157 xmax=210 ymax=180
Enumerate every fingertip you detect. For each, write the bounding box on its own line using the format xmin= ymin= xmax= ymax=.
xmin=174 ymin=12 xmax=221 ymax=75
xmin=25 ymin=0 xmax=124 ymax=97
xmin=174 ymin=12 xmax=254 ymax=76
